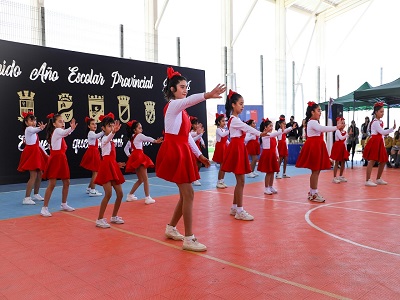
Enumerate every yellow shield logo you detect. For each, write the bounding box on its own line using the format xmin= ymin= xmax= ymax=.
xmin=17 ymin=90 xmax=35 ymax=122
xmin=144 ymin=101 xmax=156 ymax=124
xmin=58 ymin=93 xmax=73 ymax=122
xmin=117 ymin=95 xmax=130 ymax=123
xmin=88 ymin=95 xmax=104 ymax=123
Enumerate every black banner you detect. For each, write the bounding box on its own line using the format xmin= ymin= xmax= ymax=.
xmin=0 ymin=39 xmax=207 ymax=185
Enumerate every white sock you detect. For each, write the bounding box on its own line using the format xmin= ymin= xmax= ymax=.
xmin=184 ymin=234 xmax=194 ymax=241
xmin=310 ymin=189 xmax=317 ymax=195
xmin=231 ymin=204 xmax=237 ymax=210
xmin=90 ymin=188 xmax=96 ymax=193
xmin=236 ymin=206 xmax=244 ymax=213
xmin=218 ymin=179 xmax=223 ymax=183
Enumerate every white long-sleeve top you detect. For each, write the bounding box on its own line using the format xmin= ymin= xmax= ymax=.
xmin=306 ymin=120 xmax=337 ymax=137
xmin=277 ymin=127 xmax=293 ymax=141
xmin=124 ymin=133 xmax=155 ymax=156
xmin=190 ymin=131 xmax=203 ymax=142
xmin=261 ymin=131 xmax=282 ymax=150
xmin=228 ymin=116 xmax=261 ymax=138
xmin=370 ymin=119 xmax=394 ymax=136
xmin=215 ymin=127 xmax=229 ymax=144
xmin=164 ymin=93 xmax=205 ymax=158
xmin=24 ymin=126 xmax=47 ymax=153
xmin=87 ymin=131 xmax=104 ymax=146
xmin=51 ymin=127 xmax=73 ymax=150
xmin=244 ymin=132 xmax=257 ymax=144
xmin=335 ymin=129 xmax=348 ymax=141
xmin=100 ymin=132 xmax=115 ymax=156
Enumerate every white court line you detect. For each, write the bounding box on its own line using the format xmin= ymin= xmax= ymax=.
xmin=327 ymin=205 xmax=400 ymax=217
xmin=305 ymin=198 xmax=400 ymax=257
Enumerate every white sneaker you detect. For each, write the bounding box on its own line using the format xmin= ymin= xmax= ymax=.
xmin=182 ymin=236 xmax=207 ymax=252
xmin=40 ymin=207 xmax=52 ymax=217
xmin=235 ymin=210 xmax=254 ymax=221
xmin=264 ymin=187 xmax=273 ymax=195
xmin=247 ymin=172 xmax=256 ymax=178
xmin=89 ymin=189 xmax=102 ymax=197
xmin=126 ymin=194 xmax=138 ymax=202
xmin=270 ymin=186 xmax=278 ymax=194
xmin=338 ymin=176 xmax=348 ymax=182
xmin=332 ymin=177 xmax=341 ymax=184
xmin=144 ymin=196 xmax=156 ymax=204
xmin=222 ymin=182 xmax=228 ymax=188
xmin=253 ymin=171 xmax=259 ymax=177
xmin=110 ymin=216 xmax=125 ymax=224
xmin=22 ymin=197 xmax=36 ymax=205
xmin=32 ymin=194 xmax=44 ymax=201
xmin=216 ymin=182 xmax=226 ymax=189
xmin=309 ymin=193 xmax=325 ymax=203
xmin=365 ymin=180 xmax=377 ymax=187
xmin=230 ymin=207 xmax=237 ymax=216
xmin=96 ymin=218 xmax=110 ymax=228
xmin=165 ymin=225 xmax=184 ymax=240
xmin=376 ymin=178 xmax=388 ymax=185
xmin=86 ymin=187 xmax=90 ymax=194
xmin=192 ymin=180 xmax=201 ymax=186
xmin=282 ymin=174 xmax=291 ymax=178
xmin=60 ymin=203 xmax=75 ymax=212
xmin=275 ymin=174 xmax=282 ymax=179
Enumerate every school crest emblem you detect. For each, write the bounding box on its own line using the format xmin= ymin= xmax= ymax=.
xmin=17 ymin=90 xmax=35 ymax=121
xmin=88 ymin=95 xmax=104 ymax=123
xmin=58 ymin=93 xmax=73 ymax=122
xmin=117 ymin=95 xmax=130 ymax=123
xmin=144 ymin=101 xmax=156 ymax=124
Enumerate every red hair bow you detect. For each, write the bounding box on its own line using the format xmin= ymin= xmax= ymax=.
xmin=47 ymin=113 xmax=54 ymax=119
xmin=167 ymin=67 xmax=181 ymax=79
xmin=127 ymin=120 xmax=137 ymax=127
xmin=374 ymin=101 xmax=384 ymax=107
xmin=279 ymin=117 xmax=285 ymax=121
xmin=189 ymin=116 xmax=198 ymax=122
xmin=99 ymin=112 xmax=115 ymax=122
xmin=307 ymin=101 xmax=316 ymax=107
xmin=22 ymin=112 xmax=33 ymax=118
xmin=215 ymin=113 xmax=225 ymax=119
xmin=262 ymin=118 xmax=269 ymax=122
xmin=228 ymin=89 xmax=237 ymax=100
xmin=336 ymin=117 xmax=345 ymax=122
xmin=84 ymin=117 xmax=91 ymax=123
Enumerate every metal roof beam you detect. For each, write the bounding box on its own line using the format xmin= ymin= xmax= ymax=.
xmin=318 ymin=0 xmax=372 ymax=21
xmin=231 ymin=0 xmax=258 ymax=47
xmin=285 ymin=0 xmax=300 ymax=8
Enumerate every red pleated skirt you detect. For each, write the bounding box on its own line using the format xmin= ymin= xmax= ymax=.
xmin=257 ymin=148 xmax=279 ymax=173
xmin=80 ymin=145 xmax=101 ymax=172
xmin=363 ymin=135 xmax=388 ymax=162
xmin=94 ymin=155 xmax=125 ymax=186
xmin=17 ymin=144 xmax=48 ymax=172
xmin=330 ymin=141 xmax=349 ymax=161
xmin=295 ymin=136 xmax=331 ymax=171
xmin=156 ymin=134 xmax=200 ymax=184
xmin=277 ymin=140 xmax=288 ymax=157
xmin=42 ymin=150 xmax=70 ymax=179
xmin=222 ymin=137 xmax=251 ymax=175
xmin=212 ymin=141 xmax=227 ymax=164
xmin=125 ymin=149 xmax=154 ymax=173
xmin=246 ymin=139 xmax=260 ymax=155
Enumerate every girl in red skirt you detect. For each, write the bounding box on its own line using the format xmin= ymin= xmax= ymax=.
xmin=80 ymin=117 xmax=104 ymax=197
xmin=257 ymin=118 xmax=281 ymax=195
xmin=363 ymin=102 xmax=396 ymax=186
xmin=156 ymin=66 xmax=225 ymax=252
xmin=276 ymin=118 xmax=296 ymax=179
xmin=330 ymin=117 xmax=350 ymax=184
xmin=295 ymin=102 xmax=344 ymax=202
xmin=212 ymin=113 xmax=229 ymax=189
xmin=41 ymin=113 xmax=77 ymax=217
xmin=124 ymin=119 xmax=163 ymax=204
xmin=245 ymin=119 xmax=260 ymax=178
xmin=221 ymin=90 xmax=267 ymax=221
xmin=94 ymin=113 xmax=126 ymax=228
xmin=18 ymin=112 xmax=48 ymax=205
xmin=190 ymin=116 xmax=205 ymax=186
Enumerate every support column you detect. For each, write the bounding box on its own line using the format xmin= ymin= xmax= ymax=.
xmin=31 ymin=0 xmax=45 ymax=46
xmin=144 ymin=0 xmax=158 ymax=62
xmin=275 ymin=0 xmax=287 ymax=115
xmin=315 ymin=13 xmax=326 ymax=103
xmin=221 ymin=0 xmax=234 ymax=93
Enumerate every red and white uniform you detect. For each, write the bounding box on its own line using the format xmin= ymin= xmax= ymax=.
xmin=245 ymin=132 xmax=260 ymax=155
xmin=124 ymin=133 xmax=155 ymax=173
xmin=330 ymin=129 xmax=349 ymax=161
xmin=221 ymin=116 xmax=261 ymax=175
xmin=295 ymin=120 xmax=336 ymax=171
xmin=277 ymin=127 xmax=293 ymax=157
xmin=190 ymin=131 xmax=205 ymax=161
xmin=94 ymin=132 xmax=125 ymax=185
xmin=156 ymin=93 xmax=204 ymax=184
xmin=257 ymin=132 xmax=281 ymax=173
xmin=17 ymin=127 xmax=48 ymax=172
xmin=363 ymin=119 xmax=393 ymax=162
xmin=43 ymin=127 xmax=73 ymax=179
xmin=80 ymin=131 xmax=104 ymax=172
xmin=212 ymin=127 xmax=229 ymax=164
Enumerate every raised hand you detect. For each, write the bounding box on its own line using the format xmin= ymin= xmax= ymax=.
xmin=204 ymin=84 xmax=227 ymax=99
xmin=292 ymin=122 xmax=297 ymax=129
xmin=113 ymin=120 xmax=121 ymax=133
xmin=154 ymin=137 xmax=163 ymax=143
xmin=393 ymin=120 xmax=396 ymax=130
xmin=70 ymin=118 xmax=78 ymax=130
xmin=37 ymin=121 xmax=46 ymax=130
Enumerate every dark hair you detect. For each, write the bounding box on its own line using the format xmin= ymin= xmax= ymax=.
xmin=275 ymin=119 xmax=285 ymax=131
xmin=46 ymin=113 xmax=62 ymax=145
xmin=163 ymin=74 xmax=187 ymax=100
xmin=22 ymin=114 xmax=36 ymax=131
xmin=101 ymin=116 xmax=115 ymax=129
xmin=225 ymin=92 xmax=243 ymax=118
xmin=126 ymin=120 xmax=140 ymax=139
xmin=368 ymin=104 xmax=384 ymax=133
xmin=86 ymin=118 xmax=95 ymax=134
xmin=215 ymin=115 xmax=225 ymax=126
xmin=259 ymin=119 xmax=272 ymax=133
xmin=245 ymin=119 xmax=254 ymax=126
xmin=305 ymin=102 xmax=320 ymax=123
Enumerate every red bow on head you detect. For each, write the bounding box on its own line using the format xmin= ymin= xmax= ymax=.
xmin=228 ymin=89 xmax=237 ymax=100
xmin=262 ymin=118 xmax=269 ymax=122
xmin=127 ymin=120 xmax=137 ymax=127
xmin=336 ymin=117 xmax=345 ymax=122
xmin=279 ymin=117 xmax=285 ymax=121
xmin=84 ymin=117 xmax=92 ymax=123
xmin=307 ymin=101 xmax=316 ymax=107
xmin=22 ymin=112 xmax=33 ymax=118
xmin=167 ymin=67 xmax=181 ymax=79
xmin=189 ymin=116 xmax=198 ymax=122
xmin=99 ymin=112 xmax=115 ymax=122
xmin=215 ymin=113 xmax=225 ymax=119
xmin=47 ymin=113 xmax=54 ymax=119
xmin=374 ymin=101 xmax=384 ymax=107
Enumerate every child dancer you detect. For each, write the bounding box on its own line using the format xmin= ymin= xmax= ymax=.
xmin=257 ymin=118 xmax=281 ymax=195
xmin=156 ymin=66 xmax=225 ymax=251
xmin=17 ymin=112 xmax=48 ymax=205
xmin=212 ymin=113 xmax=229 ymax=189
xmin=41 ymin=113 xmax=77 ymax=217
xmin=94 ymin=113 xmax=126 ymax=228
xmin=245 ymin=119 xmax=260 ymax=178
xmin=80 ymin=117 xmax=104 ymax=196
xmin=295 ymin=102 xmax=344 ymax=202
xmin=330 ymin=117 xmax=350 ymax=184
xmin=190 ymin=116 xmax=204 ymax=186
xmin=221 ymin=89 xmax=268 ymax=220
xmin=363 ymin=102 xmax=396 ymax=186
xmin=124 ymin=119 xmax=163 ymax=204
xmin=276 ymin=118 xmax=296 ymax=179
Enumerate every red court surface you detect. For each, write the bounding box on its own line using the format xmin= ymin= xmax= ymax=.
xmin=1 ymin=166 xmax=400 ymax=299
